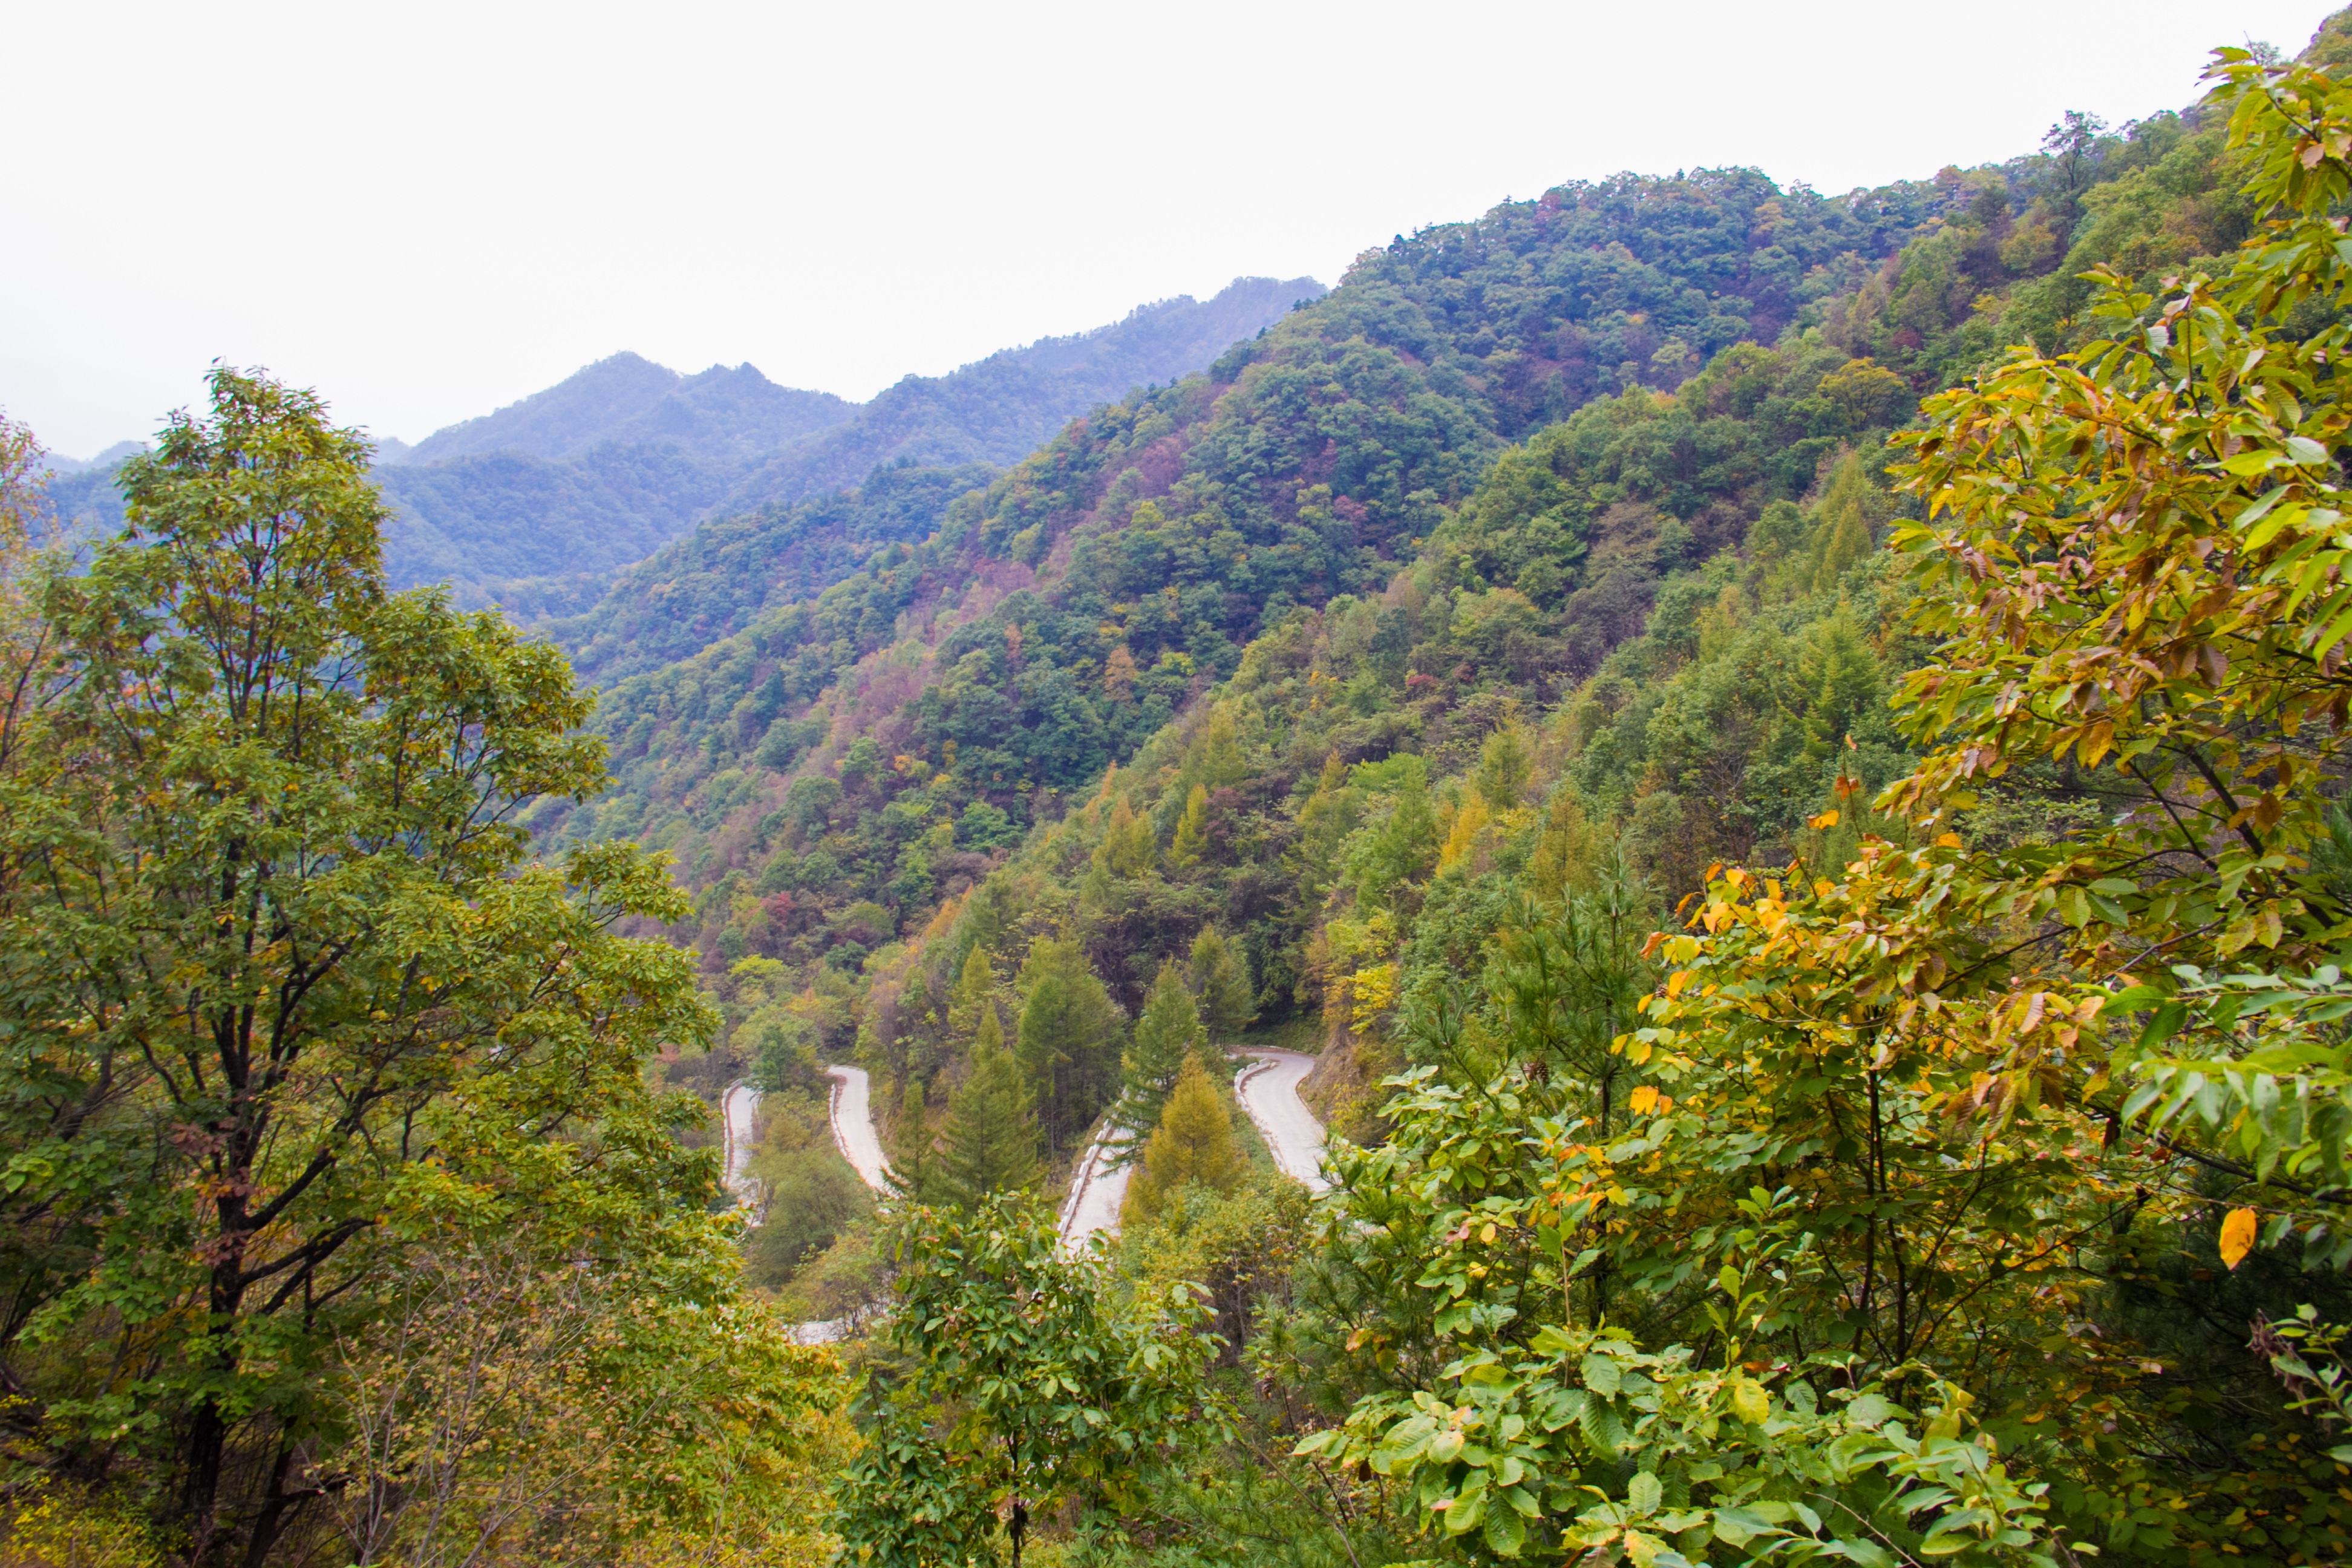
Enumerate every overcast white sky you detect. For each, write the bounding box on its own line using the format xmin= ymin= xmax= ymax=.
xmin=4 ymin=1 xmax=2337 ymax=459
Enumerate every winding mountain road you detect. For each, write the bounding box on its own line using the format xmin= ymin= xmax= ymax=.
xmin=735 ymin=1052 xmax=1330 ymax=1336
xmin=746 ymin=1053 xmax=1324 ymax=1261
xmin=1056 ymin=1122 xmax=1135 ymax=1249
xmin=1056 ymin=1048 xmax=1333 ymax=1248
xmin=1234 ymin=1049 xmax=1332 ymax=1193
xmin=721 ymin=1080 xmax=762 ymax=1205
xmin=826 ymin=1064 xmax=893 ymax=1193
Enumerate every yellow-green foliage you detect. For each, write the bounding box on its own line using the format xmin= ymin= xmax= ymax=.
xmin=1166 ymin=782 xmax=1210 ymax=870
xmin=1123 ymin=1053 xmax=1243 ymax=1224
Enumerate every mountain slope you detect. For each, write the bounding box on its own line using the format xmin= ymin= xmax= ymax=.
xmin=716 ymin=276 xmax=1327 ymax=514
xmin=540 ymin=163 xmax=1973 ymax=950
xmin=399 ymin=353 xmax=857 ymax=465
xmin=557 ymin=462 xmax=1001 ymax=685
xmin=549 ymin=80 xmax=2256 ymax=1016
xmin=369 ymin=279 xmax=1318 ymax=606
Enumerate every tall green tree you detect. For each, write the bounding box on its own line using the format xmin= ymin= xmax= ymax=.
xmin=1012 ymin=935 xmax=1123 ymax=1158
xmin=0 ymin=370 xmax=722 ymax=1561
xmin=1122 ymin=1053 xmax=1243 ymax=1224
xmin=1122 ymin=959 xmax=1205 ymax=1135
xmin=946 ymin=941 xmax=997 ymax=1039
xmin=834 ymin=1195 xmax=1220 ymax=1568
xmin=1474 ymin=722 xmax=1533 ymax=812
xmin=1804 ymin=448 xmax=1881 ymax=592
xmin=1166 ymin=782 xmax=1210 ymax=871
xmin=939 ymin=1005 xmax=1039 ymax=1203
xmin=1187 ymin=924 xmax=1255 ymax=1039
xmin=1091 ymin=795 xmax=1155 ymax=878
xmin=890 ymin=1076 xmax=938 ymax=1203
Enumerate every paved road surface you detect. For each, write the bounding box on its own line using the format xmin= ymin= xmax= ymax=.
xmin=1235 ymin=1050 xmax=1331 ymax=1192
xmin=721 ymin=1080 xmax=762 ymax=1203
xmin=1057 ymin=1122 xmax=1134 ymax=1249
xmin=827 ymin=1065 xmax=893 ymax=1194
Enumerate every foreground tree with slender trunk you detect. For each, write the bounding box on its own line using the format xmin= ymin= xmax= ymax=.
xmin=0 ymin=370 xmax=794 ymax=1563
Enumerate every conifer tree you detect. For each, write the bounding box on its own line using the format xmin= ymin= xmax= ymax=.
xmin=1166 ymin=783 xmax=1210 ymax=871
xmin=1091 ymin=795 xmax=1156 ymax=878
xmin=1805 ymin=449 xmax=1880 ymax=592
xmin=939 ymin=1006 xmax=1039 ymax=1204
xmin=1122 ymin=959 xmax=1205 ymax=1135
xmin=947 ymin=942 xmax=996 ymax=1039
xmin=889 ymin=1077 xmax=938 ymax=1203
xmin=1014 ymin=936 xmax=1125 ymax=1158
xmin=1797 ymin=614 xmax=1884 ymax=762
xmin=1187 ymin=926 xmax=1255 ymax=1040
xmin=1122 ymin=1052 xmax=1243 ymax=1225
xmin=1475 ymin=722 xmax=1533 ymax=812
xmin=1196 ymin=707 xmax=1244 ymax=789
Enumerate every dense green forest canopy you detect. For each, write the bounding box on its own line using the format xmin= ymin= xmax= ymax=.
xmin=549 ymin=94 xmax=2226 ymax=990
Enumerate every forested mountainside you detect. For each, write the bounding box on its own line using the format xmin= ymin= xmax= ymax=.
xmin=610 ymin=16 xmax=2352 ymax=1560
xmin=712 ymin=275 xmax=1330 ymax=514
xmin=394 ymin=352 xmax=857 ymax=465
xmin=35 ymin=278 xmax=1316 ymax=610
xmin=22 ymin=13 xmax=2352 ymax=1568
xmin=546 ymin=121 xmax=2189 ymax=938
xmin=385 ymin=276 xmax=1319 ymax=606
xmin=557 ymin=461 xmax=1002 ymax=683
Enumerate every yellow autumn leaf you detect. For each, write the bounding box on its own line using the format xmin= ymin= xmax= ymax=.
xmin=1731 ymin=1378 xmax=1769 ymax=1425
xmin=1627 ymin=1085 xmax=1659 ymax=1116
xmin=1809 ymin=809 xmax=1840 ymax=829
xmin=2220 ymin=1207 xmax=2259 ymax=1270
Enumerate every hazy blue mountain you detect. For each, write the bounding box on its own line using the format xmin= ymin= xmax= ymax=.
xmin=38 ymin=278 xmax=1322 ymax=606
xmin=400 ymin=353 xmax=856 ymax=466
xmin=374 ymin=276 xmax=1319 ymax=605
xmin=378 ymin=442 xmax=737 ymax=590
xmin=43 ymin=440 xmax=147 ymax=477
xmin=718 ymin=276 xmax=1325 ymax=512
xmin=42 ymin=463 xmax=132 ymax=538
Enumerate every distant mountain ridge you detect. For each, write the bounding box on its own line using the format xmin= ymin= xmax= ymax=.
xmin=396 ymin=354 xmax=857 ymax=466
xmin=374 ymin=276 xmax=1323 ymax=603
xmin=714 ymin=276 xmax=1325 ymax=515
xmin=36 ymin=276 xmax=1324 ymax=607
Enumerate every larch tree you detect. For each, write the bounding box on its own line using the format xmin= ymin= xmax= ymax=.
xmin=1166 ymin=783 xmax=1210 ymax=872
xmin=1122 ymin=1053 xmax=1243 ymax=1224
xmin=939 ymin=1004 xmax=1040 ymax=1203
xmin=1091 ymin=795 xmax=1155 ymax=878
xmin=1012 ymin=935 xmax=1122 ymax=1158
xmin=947 ymin=940 xmax=997 ymax=1039
xmin=1187 ymin=925 xmax=1255 ymax=1040
xmin=1122 ymin=959 xmax=1206 ymax=1140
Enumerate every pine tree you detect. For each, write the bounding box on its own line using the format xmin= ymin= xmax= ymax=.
xmin=947 ymin=942 xmax=996 ymax=1039
xmin=1805 ymin=449 xmax=1881 ymax=593
xmin=1166 ymin=783 xmax=1210 ymax=872
xmin=939 ymin=1006 xmax=1039 ymax=1205
xmin=1475 ymin=722 xmax=1533 ymax=812
xmin=1091 ymin=795 xmax=1155 ymax=878
xmin=1122 ymin=959 xmax=1204 ymax=1134
xmin=1187 ymin=926 xmax=1255 ymax=1040
xmin=890 ymin=1076 xmax=938 ymax=1202
xmin=1797 ymin=614 xmax=1883 ymax=762
xmin=1197 ymin=707 xmax=1244 ymax=789
xmin=1013 ymin=936 xmax=1124 ymax=1158
xmin=1122 ymin=1052 xmax=1243 ymax=1225
xmin=1528 ymin=791 xmax=1601 ymax=899
xmin=1102 ymin=642 xmax=1138 ymax=701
